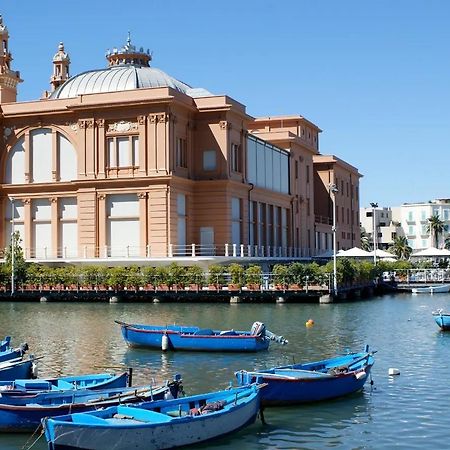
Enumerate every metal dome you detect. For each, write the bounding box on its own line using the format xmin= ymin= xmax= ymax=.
xmin=50 ymin=65 xmax=193 ymax=99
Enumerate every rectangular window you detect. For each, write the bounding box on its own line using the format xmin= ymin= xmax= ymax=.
xmin=177 ymin=194 xmax=187 ymax=251
xmin=231 ymin=143 xmax=241 ymax=173
xmin=107 ymin=136 xmax=139 ymax=168
xmin=231 ymin=197 xmax=241 ymax=245
xmin=421 ymin=210 xmax=426 ymax=220
xmin=408 ymin=225 xmax=414 ymax=235
xmin=408 ymin=211 xmax=414 ymax=221
xmin=176 ymin=137 xmax=187 ymax=168
xmin=203 ymin=150 xmax=216 ymax=171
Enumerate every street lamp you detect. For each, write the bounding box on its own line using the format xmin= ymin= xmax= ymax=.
xmin=10 ymin=198 xmax=15 ymax=296
xmin=370 ymin=202 xmax=378 ymax=265
xmin=329 ymin=183 xmax=338 ymax=296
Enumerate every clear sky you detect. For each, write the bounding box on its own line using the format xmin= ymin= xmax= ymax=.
xmin=2 ymin=0 xmax=449 ymax=208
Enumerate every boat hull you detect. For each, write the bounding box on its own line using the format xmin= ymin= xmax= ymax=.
xmin=412 ymin=284 xmax=450 ymax=294
xmin=0 ymin=359 xmax=33 ymax=382
xmin=433 ymin=312 xmax=450 ymax=330
xmin=119 ymin=323 xmax=269 ymax=352
xmin=43 ymin=386 xmax=260 ymax=450
xmin=236 ymin=350 xmax=374 ymax=405
xmin=0 ymin=382 xmax=179 ymax=432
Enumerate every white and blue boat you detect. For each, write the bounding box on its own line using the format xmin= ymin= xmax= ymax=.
xmin=432 ymin=309 xmax=450 ymax=330
xmin=116 ymin=320 xmax=287 ymax=352
xmin=0 ymin=355 xmax=38 ymax=382
xmin=235 ymin=346 xmax=375 ymax=405
xmin=0 ymin=375 xmax=182 ymax=432
xmin=42 ymin=385 xmax=261 ymax=450
xmin=0 ymin=370 xmax=130 ymax=396
xmin=0 ymin=337 xmax=28 ymax=364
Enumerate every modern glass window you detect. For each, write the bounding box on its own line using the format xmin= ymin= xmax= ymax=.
xmin=203 ymin=150 xmax=216 ymax=171
xmin=408 ymin=225 xmax=414 ymax=235
xmin=107 ymin=135 xmax=139 ymax=167
xmin=246 ymin=135 xmax=289 ymax=194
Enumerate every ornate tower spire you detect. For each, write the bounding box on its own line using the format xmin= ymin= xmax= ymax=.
xmin=50 ymin=42 xmax=70 ymax=92
xmin=105 ymin=33 xmax=152 ymax=67
xmin=0 ymin=15 xmax=22 ymax=103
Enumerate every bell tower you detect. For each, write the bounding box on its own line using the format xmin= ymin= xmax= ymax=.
xmin=0 ymin=15 xmax=22 ymax=103
xmin=50 ymin=42 xmax=70 ymax=92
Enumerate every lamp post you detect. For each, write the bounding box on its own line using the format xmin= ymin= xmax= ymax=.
xmin=10 ymin=198 xmax=15 ymax=296
xmin=370 ymin=202 xmax=378 ymax=265
xmin=329 ymin=183 xmax=338 ymax=296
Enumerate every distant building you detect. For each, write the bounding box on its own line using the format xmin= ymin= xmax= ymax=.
xmin=361 ymin=199 xmax=450 ymax=251
xmin=0 ymin=15 xmax=361 ymax=264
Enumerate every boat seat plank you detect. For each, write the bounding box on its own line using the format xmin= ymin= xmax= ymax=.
xmin=115 ymin=407 xmax=173 ymax=423
xmin=71 ymin=413 xmax=107 ymax=425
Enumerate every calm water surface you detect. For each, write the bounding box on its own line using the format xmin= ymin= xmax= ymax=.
xmin=1 ymin=292 xmax=450 ymax=449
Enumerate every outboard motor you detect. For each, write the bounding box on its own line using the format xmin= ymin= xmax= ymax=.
xmin=17 ymin=342 xmax=29 ymax=356
xmin=251 ymin=322 xmax=266 ymax=337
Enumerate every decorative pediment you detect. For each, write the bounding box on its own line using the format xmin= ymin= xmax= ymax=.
xmin=107 ymin=120 xmax=138 ymax=133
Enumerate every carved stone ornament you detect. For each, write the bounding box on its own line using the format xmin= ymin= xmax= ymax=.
xmin=86 ymin=119 xmax=94 ymax=129
xmin=149 ymin=114 xmax=157 ymax=124
xmin=97 ymin=193 xmax=106 ymax=201
xmin=137 ymin=192 xmax=147 ymax=199
xmin=137 ymin=115 xmax=146 ymax=125
xmin=157 ymin=113 xmax=167 ymax=123
xmin=23 ymin=198 xmax=31 ymax=205
xmin=69 ymin=123 xmax=78 ymax=131
xmin=78 ymin=120 xmax=86 ymax=129
xmin=95 ymin=119 xmax=105 ymax=128
xmin=107 ymin=120 xmax=138 ymax=133
xmin=3 ymin=126 xmax=14 ymax=140
xmin=219 ymin=120 xmax=231 ymax=130
xmin=50 ymin=197 xmax=58 ymax=203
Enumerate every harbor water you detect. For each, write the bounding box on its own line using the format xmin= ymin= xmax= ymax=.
xmin=1 ymin=291 xmax=450 ymax=449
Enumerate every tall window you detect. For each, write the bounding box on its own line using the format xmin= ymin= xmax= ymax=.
xmin=231 ymin=198 xmax=242 ymax=245
xmin=231 ymin=143 xmax=241 ymax=173
xmin=107 ymin=136 xmax=139 ymax=167
xmin=176 ymin=137 xmax=187 ymax=168
xmin=203 ymin=150 xmax=216 ymax=171
xmin=177 ymin=194 xmax=187 ymax=251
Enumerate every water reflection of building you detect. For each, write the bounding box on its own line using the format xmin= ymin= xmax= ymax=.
xmin=0 ymin=15 xmax=361 ymax=264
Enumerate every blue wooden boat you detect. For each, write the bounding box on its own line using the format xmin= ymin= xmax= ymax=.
xmin=432 ymin=309 xmax=450 ymax=330
xmin=235 ymin=346 xmax=375 ymax=405
xmin=0 ymin=342 xmax=28 ymax=364
xmin=0 ymin=370 xmax=130 ymax=396
xmin=0 ymin=355 xmax=38 ymax=382
xmin=116 ymin=320 xmax=288 ymax=352
xmin=42 ymin=384 xmax=261 ymax=450
xmin=0 ymin=336 xmax=11 ymax=352
xmin=0 ymin=375 xmax=182 ymax=432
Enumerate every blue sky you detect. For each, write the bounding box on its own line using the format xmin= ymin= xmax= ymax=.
xmin=2 ymin=0 xmax=449 ymax=208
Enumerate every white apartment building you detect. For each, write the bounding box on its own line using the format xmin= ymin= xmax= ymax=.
xmin=361 ymin=199 xmax=450 ymax=251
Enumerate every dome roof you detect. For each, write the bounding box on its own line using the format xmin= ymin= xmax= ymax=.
xmin=50 ymin=35 xmax=212 ymax=99
xmin=50 ymin=65 xmax=193 ymax=99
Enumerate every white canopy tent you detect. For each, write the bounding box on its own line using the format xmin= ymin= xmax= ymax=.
xmin=368 ymin=249 xmax=397 ymax=259
xmin=337 ymin=247 xmax=372 ymax=258
xmin=412 ymin=247 xmax=450 ymax=258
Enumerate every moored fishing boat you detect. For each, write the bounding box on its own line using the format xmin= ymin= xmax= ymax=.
xmin=42 ymin=384 xmax=261 ymax=450
xmin=411 ymin=284 xmax=450 ymax=294
xmin=432 ymin=309 xmax=450 ymax=330
xmin=0 ymin=370 xmax=131 ymax=396
xmin=0 ymin=355 xmax=38 ymax=382
xmin=235 ymin=346 xmax=375 ymax=405
xmin=0 ymin=375 xmax=182 ymax=432
xmin=0 ymin=336 xmax=28 ymax=364
xmin=116 ymin=320 xmax=288 ymax=352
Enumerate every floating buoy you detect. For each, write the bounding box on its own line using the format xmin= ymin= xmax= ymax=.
xmin=305 ymin=319 xmax=314 ymax=327
xmin=388 ymin=368 xmax=400 ymax=376
xmin=161 ymin=333 xmax=169 ymax=351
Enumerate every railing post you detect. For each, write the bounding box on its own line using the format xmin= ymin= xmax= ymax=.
xmin=254 ymin=245 xmax=258 ymax=257
xmin=232 ymin=244 xmax=237 ymax=257
xmin=146 ymin=244 xmax=150 ymax=257
xmin=247 ymin=244 xmax=252 ymax=257
xmin=168 ymin=244 xmax=173 ymax=258
xmin=225 ymin=243 xmax=229 ymax=257
xmin=191 ymin=243 xmax=196 ymax=257
xmin=63 ymin=246 xmax=67 ymax=259
xmin=240 ymin=244 xmax=244 ymax=257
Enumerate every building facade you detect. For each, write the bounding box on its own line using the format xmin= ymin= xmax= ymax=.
xmin=313 ymin=155 xmax=362 ymax=253
xmin=0 ymin=16 xmax=361 ymax=263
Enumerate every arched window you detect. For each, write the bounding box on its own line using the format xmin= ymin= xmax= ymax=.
xmin=5 ymin=137 xmax=25 ymax=184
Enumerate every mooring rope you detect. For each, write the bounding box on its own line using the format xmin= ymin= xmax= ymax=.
xmin=21 ymin=425 xmax=44 ymax=450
